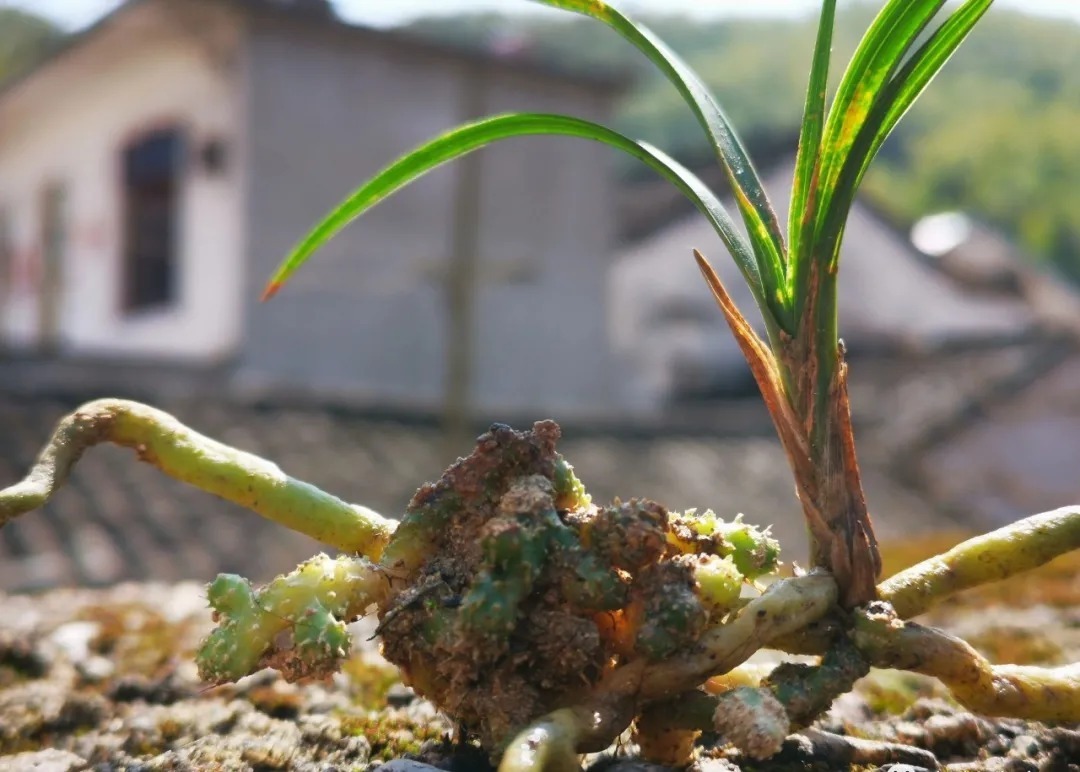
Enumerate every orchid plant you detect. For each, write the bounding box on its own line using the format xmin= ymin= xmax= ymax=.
xmin=3 ymin=1 xmax=1079 ymax=769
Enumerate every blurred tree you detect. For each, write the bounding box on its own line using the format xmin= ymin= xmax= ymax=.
xmin=864 ymin=11 xmax=1080 ymax=284
xmin=0 ymin=7 xmax=63 ymax=85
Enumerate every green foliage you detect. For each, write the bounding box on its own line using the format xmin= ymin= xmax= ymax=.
xmin=267 ymin=0 xmax=988 ymax=360
xmin=0 ymin=8 xmax=61 ymax=85
xmin=262 ymin=113 xmax=765 ymax=313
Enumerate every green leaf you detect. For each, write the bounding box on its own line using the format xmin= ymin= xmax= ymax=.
xmin=866 ymin=0 xmax=994 ymax=182
xmin=812 ymin=0 xmax=947 ymax=251
xmin=532 ymin=0 xmax=791 ymax=324
xmin=817 ymin=0 xmax=994 ymax=269
xmin=788 ymin=0 xmax=837 ymax=273
xmin=263 ymin=113 xmax=769 ymax=315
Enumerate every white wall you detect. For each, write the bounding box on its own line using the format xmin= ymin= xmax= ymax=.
xmin=238 ymin=17 xmax=622 ymax=416
xmin=0 ymin=1 xmax=245 ymax=361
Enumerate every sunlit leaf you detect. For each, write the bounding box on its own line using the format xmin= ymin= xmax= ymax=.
xmin=812 ymin=0 xmax=946 ymax=254
xmin=788 ymin=0 xmax=837 ymax=273
xmin=264 ymin=113 xmax=768 ymax=312
xmin=532 ymin=0 xmax=791 ymax=324
xmin=817 ymin=0 xmax=994 ymax=268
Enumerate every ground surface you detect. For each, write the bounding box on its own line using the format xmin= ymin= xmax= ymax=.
xmin=1 ymin=540 xmax=1079 ymax=772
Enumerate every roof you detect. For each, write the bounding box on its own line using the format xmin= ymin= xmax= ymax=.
xmin=912 ymin=212 xmax=1080 ymax=339
xmin=610 ymin=157 xmax=1045 ymax=401
xmin=0 ymin=386 xmax=952 ymax=593
xmin=2 ymin=338 xmax=1073 ymax=593
xmin=0 ymin=0 xmax=628 ymax=109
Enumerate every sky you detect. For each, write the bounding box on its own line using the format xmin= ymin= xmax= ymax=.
xmin=7 ymin=0 xmax=1080 ymax=31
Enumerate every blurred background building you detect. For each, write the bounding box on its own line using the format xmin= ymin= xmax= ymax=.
xmin=0 ymin=0 xmax=621 ymax=417
xmin=1 ymin=0 xmax=1078 ymax=592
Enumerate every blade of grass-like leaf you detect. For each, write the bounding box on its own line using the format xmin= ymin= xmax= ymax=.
xmin=531 ymin=0 xmax=791 ymax=323
xmin=788 ymin=0 xmax=837 ymax=273
xmin=809 ymin=0 xmax=946 ymax=253
xmin=868 ymin=0 xmax=993 ymax=178
xmin=262 ymin=113 xmax=769 ymax=318
xmin=817 ymin=0 xmax=994 ymax=271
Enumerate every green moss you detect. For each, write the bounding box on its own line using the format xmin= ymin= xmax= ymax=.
xmin=341 ymin=654 xmax=404 ymax=711
xmin=77 ymin=603 xmax=192 ymax=679
xmin=339 ymin=709 xmax=451 ymax=761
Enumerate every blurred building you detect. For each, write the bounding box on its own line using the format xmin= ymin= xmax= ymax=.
xmin=0 ymin=0 xmax=622 ymax=417
xmin=613 ymin=156 xmax=1080 ymax=526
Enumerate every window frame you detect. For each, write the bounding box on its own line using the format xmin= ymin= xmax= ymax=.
xmin=118 ymin=124 xmax=186 ymax=315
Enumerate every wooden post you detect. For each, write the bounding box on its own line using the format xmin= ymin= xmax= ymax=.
xmin=442 ymin=65 xmax=487 ymax=458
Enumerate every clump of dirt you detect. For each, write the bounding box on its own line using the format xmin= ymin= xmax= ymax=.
xmin=374 ymin=421 xmax=777 ymax=752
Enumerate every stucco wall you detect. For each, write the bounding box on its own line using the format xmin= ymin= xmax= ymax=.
xmin=0 ymin=2 xmax=245 ymax=361
xmin=238 ymin=18 xmax=619 ymax=416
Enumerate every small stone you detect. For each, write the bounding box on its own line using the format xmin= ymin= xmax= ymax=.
xmin=48 ymin=621 xmax=100 ymax=664
xmin=77 ymin=654 xmax=115 ymax=683
xmin=0 ymin=749 xmax=87 ymax=772
xmin=892 ymin=720 xmax=928 ymax=746
xmin=385 ymin=683 xmax=416 ymax=708
xmin=1010 ymin=733 xmax=1039 ymax=757
xmin=374 ymin=761 xmax=445 ymax=772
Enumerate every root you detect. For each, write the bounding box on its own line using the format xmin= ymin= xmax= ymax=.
xmin=196 ymin=553 xmax=387 ymax=683
xmin=0 ymin=398 xmax=396 ymax=559
xmin=856 ymin=602 xmax=1080 ymax=721
xmin=775 ymin=729 xmax=940 ymax=769
xmin=633 ymin=636 xmax=867 ymax=764
xmin=498 ymin=708 xmax=591 ymax=772
xmin=526 ymin=572 xmax=839 ymax=763
xmin=880 ymin=506 xmax=1080 ymax=619
xmin=635 ymin=571 xmax=838 ymax=700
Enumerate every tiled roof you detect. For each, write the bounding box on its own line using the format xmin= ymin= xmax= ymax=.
xmin=3 ymin=332 xmax=1074 ymax=594
xmin=1 ymin=387 xmax=958 ymax=594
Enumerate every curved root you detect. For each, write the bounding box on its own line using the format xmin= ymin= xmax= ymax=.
xmin=856 ymin=602 xmax=1080 ymax=721
xmin=499 ymin=708 xmax=590 ymax=772
xmin=880 ymin=506 xmax=1080 ymax=619
xmin=636 ymin=571 xmax=838 ymax=700
xmin=0 ymin=398 xmax=396 ymax=558
xmin=526 ymin=572 xmax=840 ymax=769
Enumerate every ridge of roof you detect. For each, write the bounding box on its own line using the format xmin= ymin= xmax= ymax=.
xmin=0 ymin=0 xmax=629 ymax=108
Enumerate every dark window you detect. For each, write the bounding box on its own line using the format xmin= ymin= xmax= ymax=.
xmin=122 ymin=127 xmax=184 ymax=312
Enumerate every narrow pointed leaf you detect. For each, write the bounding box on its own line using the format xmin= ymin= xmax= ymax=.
xmin=812 ymin=0 xmax=946 ymax=249
xmin=532 ymin=0 xmax=791 ymax=322
xmin=867 ymin=0 xmax=993 ymax=179
xmin=788 ymin=0 xmax=837 ymax=272
xmin=817 ymin=0 xmax=994 ymax=269
xmin=263 ymin=113 xmax=768 ymax=316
